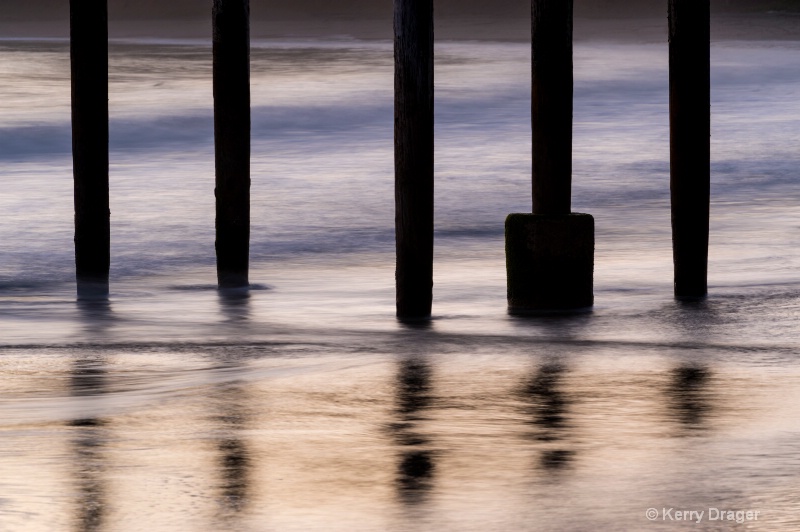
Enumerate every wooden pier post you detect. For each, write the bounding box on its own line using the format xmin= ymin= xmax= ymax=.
xmin=505 ymin=0 xmax=594 ymax=313
xmin=394 ymin=0 xmax=434 ymax=319
xmin=531 ymin=0 xmax=572 ymax=216
xmin=213 ymin=0 xmax=251 ymax=289
xmin=669 ymin=0 xmax=710 ymax=299
xmin=70 ymin=0 xmax=109 ymax=300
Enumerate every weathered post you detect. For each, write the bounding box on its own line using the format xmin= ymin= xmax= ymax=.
xmin=394 ymin=0 xmax=434 ymax=319
xmin=213 ymin=0 xmax=251 ymax=289
xmin=70 ymin=0 xmax=109 ymax=300
xmin=505 ymin=0 xmax=594 ymax=313
xmin=669 ymin=0 xmax=710 ymax=299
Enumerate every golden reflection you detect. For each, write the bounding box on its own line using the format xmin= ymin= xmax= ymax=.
xmin=667 ymin=364 xmax=712 ymax=432
xmin=213 ymin=293 xmax=253 ymax=518
xmin=213 ymin=376 xmax=252 ymax=519
xmin=69 ymin=359 xmax=108 ymax=532
xmin=522 ymin=362 xmax=575 ymax=471
xmin=663 ymin=299 xmax=716 ymax=434
xmin=390 ymin=356 xmax=436 ymax=505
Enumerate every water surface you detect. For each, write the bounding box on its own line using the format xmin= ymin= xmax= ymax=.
xmin=0 ymin=37 xmax=799 ymax=530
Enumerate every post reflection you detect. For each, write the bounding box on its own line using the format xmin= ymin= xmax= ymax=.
xmin=214 ymin=364 xmax=253 ymax=527
xmin=69 ymin=359 xmax=108 ymax=532
xmin=522 ymin=362 xmax=575 ymax=471
xmin=76 ymin=299 xmax=114 ymax=337
xmin=390 ymin=356 xmax=436 ymax=505
xmin=217 ymin=289 xmax=251 ymax=324
xmin=667 ymin=364 xmax=712 ymax=432
xmin=509 ymin=312 xmax=593 ymax=339
xmin=663 ymin=300 xmax=716 ymax=434
xmin=212 ymin=292 xmax=254 ymax=521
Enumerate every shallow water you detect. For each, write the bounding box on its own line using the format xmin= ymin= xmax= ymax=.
xmin=0 ymin=37 xmax=799 ymax=530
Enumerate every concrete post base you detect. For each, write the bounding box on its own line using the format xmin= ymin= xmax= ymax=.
xmin=505 ymin=213 xmax=594 ymax=313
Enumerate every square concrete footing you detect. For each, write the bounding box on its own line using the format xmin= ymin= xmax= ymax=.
xmin=505 ymin=212 xmax=594 ymax=313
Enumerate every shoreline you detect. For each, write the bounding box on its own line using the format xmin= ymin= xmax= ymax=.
xmin=0 ymin=13 xmax=798 ymax=43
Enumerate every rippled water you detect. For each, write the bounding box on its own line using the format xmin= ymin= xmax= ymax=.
xmin=0 ymin=37 xmax=799 ymax=530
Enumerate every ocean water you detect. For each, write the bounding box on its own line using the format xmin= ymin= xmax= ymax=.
xmin=0 ymin=36 xmax=799 ymax=531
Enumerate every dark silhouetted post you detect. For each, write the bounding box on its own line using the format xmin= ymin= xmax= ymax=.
xmin=394 ymin=0 xmax=434 ymax=319
xmin=213 ymin=0 xmax=251 ymax=289
xmin=669 ymin=0 xmax=710 ymax=299
xmin=70 ymin=0 xmax=109 ymax=300
xmin=505 ymin=0 xmax=594 ymax=313
xmin=531 ymin=0 xmax=572 ymax=216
